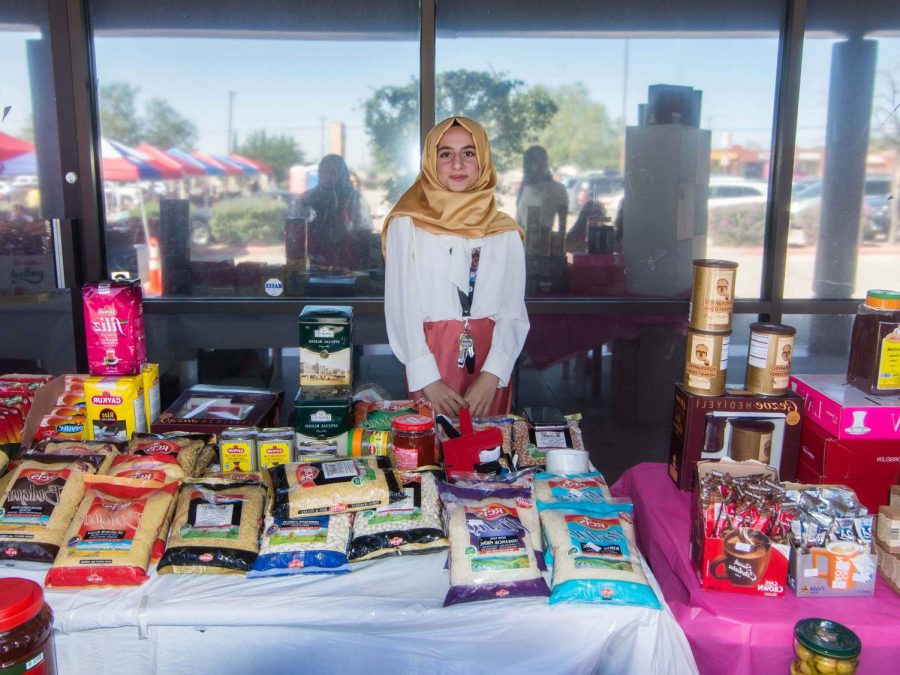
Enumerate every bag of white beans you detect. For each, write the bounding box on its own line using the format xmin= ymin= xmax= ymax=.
xmin=248 ymin=511 xmax=353 ymax=576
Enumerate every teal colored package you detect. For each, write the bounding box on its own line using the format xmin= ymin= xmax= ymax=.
xmin=533 ymin=471 xmax=612 ymax=505
xmin=537 ymin=500 xmax=661 ymax=609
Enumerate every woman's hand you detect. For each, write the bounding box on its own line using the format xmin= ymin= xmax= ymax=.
xmin=463 ymin=372 xmax=500 ymax=418
xmin=423 ymin=379 xmax=467 ymax=416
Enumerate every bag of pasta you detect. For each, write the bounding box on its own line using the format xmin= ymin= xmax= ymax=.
xmin=157 ymin=475 xmax=266 ymax=575
xmin=437 ymin=483 xmax=549 ymax=606
xmin=537 ymin=500 xmax=661 ymax=609
xmin=0 ymin=453 xmax=108 ymax=564
xmin=348 ymin=471 xmax=446 ymax=562
xmin=45 ymin=475 xmax=177 ymax=587
xmin=268 ymin=458 xmax=390 ymax=518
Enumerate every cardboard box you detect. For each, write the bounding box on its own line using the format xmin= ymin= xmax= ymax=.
xmin=84 ymin=375 xmax=146 ymax=441
xmin=788 ymin=542 xmax=877 ymax=598
xmin=152 ymin=384 xmax=282 ymax=435
xmin=669 ymin=384 xmax=803 ymax=491
xmin=876 ymin=505 xmax=900 ymax=554
xmin=892 ymin=485 xmax=900 ymax=507
xmin=141 ymin=363 xmax=161 ymax=427
xmin=790 ymin=374 xmax=900 ymax=441
xmin=690 ymin=459 xmax=789 ymax=597
xmin=795 ymin=418 xmax=900 ymax=513
xmin=875 ymin=541 xmax=900 ymax=595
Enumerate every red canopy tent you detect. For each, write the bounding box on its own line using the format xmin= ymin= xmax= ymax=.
xmin=135 ymin=143 xmax=187 ymax=179
xmin=229 ymin=153 xmax=272 ymax=174
xmin=191 ymin=151 xmax=241 ymax=175
xmin=0 ymin=131 xmax=35 ymax=162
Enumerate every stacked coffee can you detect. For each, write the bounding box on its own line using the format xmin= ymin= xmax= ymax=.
xmin=683 ymin=260 xmax=738 ymax=396
xmin=744 ymin=322 xmax=796 ymax=396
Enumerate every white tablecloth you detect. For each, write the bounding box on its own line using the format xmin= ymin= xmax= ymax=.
xmin=2 ymin=553 xmax=698 ymax=675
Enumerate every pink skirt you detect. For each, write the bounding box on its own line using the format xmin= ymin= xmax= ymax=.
xmin=409 ymin=317 xmax=512 ymax=416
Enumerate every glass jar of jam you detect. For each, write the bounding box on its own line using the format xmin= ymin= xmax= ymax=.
xmin=0 ymin=578 xmax=57 ymax=675
xmin=791 ymin=618 xmax=860 ymax=675
xmin=847 ymin=289 xmax=900 ymax=395
xmin=391 ymin=414 xmax=436 ymax=470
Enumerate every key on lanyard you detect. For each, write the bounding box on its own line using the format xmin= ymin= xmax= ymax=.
xmin=457 ymin=320 xmax=476 ymax=373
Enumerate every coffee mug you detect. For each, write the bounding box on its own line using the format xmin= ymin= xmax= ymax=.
xmin=812 ymin=541 xmax=861 ymax=590
xmin=710 ymin=527 xmax=772 ymax=586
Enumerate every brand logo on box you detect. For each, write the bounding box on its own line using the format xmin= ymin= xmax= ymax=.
xmin=314 ymin=327 xmax=335 ymax=338
xmin=310 ymin=411 xmax=332 ymax=422
xmin=877 ymin=457 xmax=900 ymax=462
xmin=92 ymin=394 xmax=123 ymax=405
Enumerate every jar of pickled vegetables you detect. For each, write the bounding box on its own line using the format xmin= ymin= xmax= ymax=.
xmin=791 ymin=618 xmax=860 ymax=675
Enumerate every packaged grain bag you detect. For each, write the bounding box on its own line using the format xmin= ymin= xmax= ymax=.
xmin=45 ymin=476 xmax=177 ymax=587
xmin=533 ymin=471 xmax=612 ymax=505
xmin=268 ymin=458 xmax=391 ymax=518
xmin=127 ymin=432 xmax=216 ymax=477
xmin=537 ymin=500 xmax=661 ymax=608
xmin=0 ymin=454 xmax=107 ymax=564
xmin=437 ymin=483 xmax=549 ymax=606
xmin=348 ymin=471 xmax=446 ymax=562
xmin=157 ymin=476 xmax=266 ymax=575
xmin=249 ymin=512 xmax=353 ymax=577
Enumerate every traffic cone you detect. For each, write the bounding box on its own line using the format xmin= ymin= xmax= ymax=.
xmin=146 ymin=236 xmax=163 ymax=296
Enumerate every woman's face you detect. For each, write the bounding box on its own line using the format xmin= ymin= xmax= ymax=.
xmin=435 ymin=126 xmax=479 ymax=192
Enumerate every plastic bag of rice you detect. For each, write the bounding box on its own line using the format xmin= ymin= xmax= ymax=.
xmin=269 ymin=458 xmax=390 ymax=518
xmin=157 ymin=475 xmax=266 ymax=575
xmin=249 ymin=512 xmax=353 ymax=577
xmin=0 ymin=453 xmax=108 ymax=564
xmin=45 ymin=475 xmax=177 ymax=587
xmin=533 ymin=471 xmax=611 ymax=504
xmin=440 ymin=476 xmax=544 ymax=569
xmin=35 ymin=440 xmax=120 ymax=474
xmin=537 ymin=500 xmax=661 ymax=608
xmin=348 ymin=471 xmax=447 ymax=562
xmin=437 ymin=483 xmax=549 ymax=606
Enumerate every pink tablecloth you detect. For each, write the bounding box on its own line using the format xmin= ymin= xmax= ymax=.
xmin=611 ymin=463 xmax=900 ymax=675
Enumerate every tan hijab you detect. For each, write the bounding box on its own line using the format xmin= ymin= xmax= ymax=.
xmin=382 ymin=116 xmax=524 ymax=257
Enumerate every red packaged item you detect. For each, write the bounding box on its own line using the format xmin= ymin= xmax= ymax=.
xmin=82 ymin=280 xmax=147 ymax=376
xmin=45 ymin=475 xmax=177 ymax=588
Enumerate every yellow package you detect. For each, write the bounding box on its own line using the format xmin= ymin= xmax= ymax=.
xmin=85 ymin=375 xmax=146 ymax=442
xmin=142 ymin=363 xmax=161 ymax=427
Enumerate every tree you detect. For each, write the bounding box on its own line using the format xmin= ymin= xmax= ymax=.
xmin=538 ymin=83 xmax=620 ymax=172
xmin=235 ymin=130 xmax=304 ymax=183
xmin=364 ymin=70 xmax=557 ymax=200
xmin=141 ymin=98 xmax=198 ymax=150
xmin=99 ymin=83 xmax=142 ymax=146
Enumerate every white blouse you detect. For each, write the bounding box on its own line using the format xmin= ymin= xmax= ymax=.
xmin=384 ymin=216 xmax=529 ymax=392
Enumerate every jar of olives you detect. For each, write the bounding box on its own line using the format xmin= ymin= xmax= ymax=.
xmin=791 ymin=618 xmax=860 ymax=675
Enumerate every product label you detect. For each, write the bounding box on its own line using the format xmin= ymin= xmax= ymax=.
xmin=182 ymin=490 xmax=244 ymax=539
xmin=72 ymin=496 xmax=144 ymax=552
xmin=876 ymin=326 xmax=900 ymax=390
xmin=364 ymin=485 xmax=421 ymax=525
xmin=686 ymin=334 xmax=727 ymax=389
xmin=300 ymin=322 xmax=351 ymax=387
xmin=564 ymin=514 xmax=633 ymax=571
xmin=547 ymin=478 xmax=608 ymax=503
xmin=293 ymin=459 xmax=371 ymax=489
xmin=394 ymin=445 xmax=418 ymax=470
xmin=0 ymin=649 xmax=48 ymax=675
xmin=0 ymin=469 xmax=68 ymax=526
xmin=534 ymin=429 xmax=567 ymax=449
xmin=748 ymin=333 xmax=771 ymax=369
xmin=268 ymin=516 xmax=330 ymax=545
xmin=463 ymin=503 xmax=529 ymax=571
xmin=700 ymin=270 xmax=735 ymax=326
xmin=220 ymin=440 xmax=256 ymax=472
xmin=257 ymin=440 xmax=292 ymax=469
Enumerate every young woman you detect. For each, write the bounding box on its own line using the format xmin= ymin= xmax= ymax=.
xmin=383 ymin=117 xmax=528 ymax=417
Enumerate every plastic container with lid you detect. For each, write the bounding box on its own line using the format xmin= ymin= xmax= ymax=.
xmin=791 ymin=618 xmax=860 ymax=675
xmin=847 ymin=289 xmax=900 ymax=396
xmin=390 ymin=414 xmax=436 ymax=470
xmin=0 ymin=578 xmax=57 ymax=675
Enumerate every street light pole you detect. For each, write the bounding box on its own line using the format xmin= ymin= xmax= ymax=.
xmin=227 ymin=90 xmax=236 ymax=153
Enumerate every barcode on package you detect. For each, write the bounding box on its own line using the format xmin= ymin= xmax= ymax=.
xmin=323 ymin=460 xmax=359 ymax=480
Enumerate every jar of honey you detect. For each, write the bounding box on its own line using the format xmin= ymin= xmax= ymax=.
xmin=847 ymin=289 xmax=900 ymax=395
xmin=390 ymin=414 xmax=436 ymax=470
xmin=0 ymin=578 xmax=57 ymax=675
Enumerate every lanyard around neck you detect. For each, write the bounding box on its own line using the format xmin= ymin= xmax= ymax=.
xmin=457 ymin=246 xmax=481 ymax=318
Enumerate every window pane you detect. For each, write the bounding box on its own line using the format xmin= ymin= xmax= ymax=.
xmin=90 ymin=0 xmax=419 ymax=298
xmin=436 ymin=1 xmax=783 ymax=300
xmin=0 ymin=1 xmax=77 ymax=373
xmin=786 ymin=1 xmax=900 ymax=298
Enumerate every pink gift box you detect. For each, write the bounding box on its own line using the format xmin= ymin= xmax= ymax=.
xmin=789 ymin=374 xmax=900 ymax=441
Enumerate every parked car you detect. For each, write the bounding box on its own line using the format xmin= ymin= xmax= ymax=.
xmin=707 ymin=176 xmax=769 ymax=207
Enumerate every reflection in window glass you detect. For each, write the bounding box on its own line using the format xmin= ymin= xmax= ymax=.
xmin=90 ymin=1 xmax=419 ymax=298
xmin=436 ymin=4 xmax=781 ymax=299
xmin=787 ymin=2 xmax=900 ymax=299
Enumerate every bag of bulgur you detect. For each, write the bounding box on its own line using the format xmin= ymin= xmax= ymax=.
xmin=45 ymin=475 xmax=177 ymax=587
xmin=269 ymin=458 xmax=390 ymax=518
xmin=0 ymin=454 xmax=107 ymax=564
xmin=127 ymin=432 xmax=216 ymax=477
xmin=157 ymin=476 xmax=266 ymax=575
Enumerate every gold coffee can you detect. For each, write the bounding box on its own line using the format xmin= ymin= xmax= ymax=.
xmin=683 ymin=328 xmax=731 ymax=396
xmin=729 ymin=418 xmax=775 ymax=462
xmin=689 ymin=259 xmax=738 ymax=332
xmin=744 ymin=322 xmax=796 ymax=395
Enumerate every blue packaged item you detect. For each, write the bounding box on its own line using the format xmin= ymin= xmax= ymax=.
xmin=248 ymin=513 xmax=351 ymax=577
xmin=537 ymin=500 xmax=661 ymax=609
xmin=533 ymin=471 xmax=612 ymax=504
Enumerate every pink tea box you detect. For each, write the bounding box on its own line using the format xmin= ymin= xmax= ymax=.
xmin=789 ymin=374 xmax=900 ymax=441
